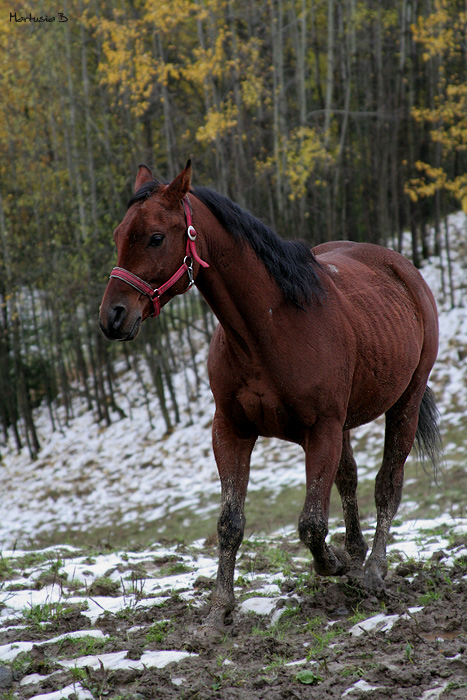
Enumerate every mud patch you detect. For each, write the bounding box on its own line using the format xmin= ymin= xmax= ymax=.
xmin=1 ymin=529 xmax=467 ymax=699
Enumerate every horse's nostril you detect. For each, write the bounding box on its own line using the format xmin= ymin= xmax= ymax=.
xmin=110 ymin=305 xmax=127 ymax=330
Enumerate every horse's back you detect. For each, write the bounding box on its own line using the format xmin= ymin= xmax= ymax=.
xmin=314 ymin=240 xmax=438 ymax=329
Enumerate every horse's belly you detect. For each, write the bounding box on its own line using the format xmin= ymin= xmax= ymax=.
xmin=345 ymin=336 xmax=423 ymax=428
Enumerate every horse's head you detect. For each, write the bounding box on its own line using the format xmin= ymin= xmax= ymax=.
xmin=99 ymin=160 xmax=207 ymax=341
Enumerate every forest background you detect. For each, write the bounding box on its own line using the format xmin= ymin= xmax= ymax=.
xmin=0 ymin=0 xmax=466 ymax=459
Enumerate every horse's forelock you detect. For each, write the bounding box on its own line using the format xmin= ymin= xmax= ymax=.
xmin=127 ymin=180 xmax=162 ymax=209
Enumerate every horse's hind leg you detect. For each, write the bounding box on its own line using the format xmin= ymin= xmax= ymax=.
xmin=335 ymin=431 xmax=368 ymax=570
xmin=299 ymin=418 xmax=351 ymax=576
xmin=364 ymin=386 xmax=426 ymax=591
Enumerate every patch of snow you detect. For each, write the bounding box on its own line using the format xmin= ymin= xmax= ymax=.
xmin=240 ymin=597 xmax=279 ymax=616
xmin=0 ymin=629 xmax=107 ymax=662
xmin=59 ymin=649 xmax=196 ymax=671
xmin=28 ymin=685 xmax=93 ymax=700
xmin=349 ymin=612 xmax=401 ymax=637
xmin=420 ymin=684 xmax=449 ymax=700
xmin=349 ymin=607 xmax=423 ymax=637
xmin=172 ymin=676 xmax=186 ymax=686
xmin=342 ymin=679 xmax=386 ymax=696
xmin=20 ymin=673 xmax=56 ymax=686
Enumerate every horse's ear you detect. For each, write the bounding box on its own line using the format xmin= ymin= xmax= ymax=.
xmin=164 ymin=159 xmax=192 ymax=205
xmin=134 ymin=164 xmax=153 ymax=193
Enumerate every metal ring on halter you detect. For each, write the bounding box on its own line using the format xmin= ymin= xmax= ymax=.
xmin=187 ymin=225 xmax=197 ymax=241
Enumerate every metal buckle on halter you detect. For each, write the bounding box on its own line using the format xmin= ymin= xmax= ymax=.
xmin=184 ymin=256 xmax=195 ymax=289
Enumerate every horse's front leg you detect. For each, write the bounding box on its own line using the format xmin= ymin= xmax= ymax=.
xmin=299 ymin=418 xmax=351 ymax=576
xmin=199 ymin=412 xmax=257 ymax=637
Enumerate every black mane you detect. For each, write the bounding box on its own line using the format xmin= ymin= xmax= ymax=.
xmin=192 ymin=187 xmax=324 ymax=307
xmin=127 ymin=180 xmax=324 ymax=306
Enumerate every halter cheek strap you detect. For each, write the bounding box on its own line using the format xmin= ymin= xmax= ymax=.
xmin=109 ymin=196 xmax=209 ymax=318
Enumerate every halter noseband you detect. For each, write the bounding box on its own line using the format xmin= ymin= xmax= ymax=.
xmin=109 ymin=196 xmax=209 ymax=318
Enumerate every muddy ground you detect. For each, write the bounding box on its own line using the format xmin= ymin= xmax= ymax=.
xmin=1 ymin=530 xmax=467 ymax=700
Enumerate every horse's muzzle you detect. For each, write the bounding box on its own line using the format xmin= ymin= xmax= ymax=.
xmin=99 ymin=305 xmax=142 ymax=341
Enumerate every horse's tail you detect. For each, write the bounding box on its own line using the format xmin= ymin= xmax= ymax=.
xmin=415 ymin=385 xmax=443 ymax=478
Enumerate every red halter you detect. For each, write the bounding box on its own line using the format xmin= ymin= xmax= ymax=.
xmin=109 ymin=196 xmax=209 ymax=318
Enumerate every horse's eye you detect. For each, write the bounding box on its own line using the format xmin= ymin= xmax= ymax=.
xmin=148 ymin=233 xmax=165 ymax=247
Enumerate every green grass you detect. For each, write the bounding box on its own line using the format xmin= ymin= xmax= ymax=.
xmin=58 ymin=634 xmax=110 ymax=658
xmin=146 ymin=620 xmax=172 ymax=643
xmin=89 ymin=575 xmax=121 ymax=596
xmin=293 ymin=570 xmax=319 ymax=596
xmin=263 ymin=547 xmax=294 ymax=575
xmin=445 ymin=681 xmax=467 ymax=693
xmin=158 ymin=561 xmax=191 ymax=576
xmin=305 ymin=620 xmax=345 ymax=660
xmin=261 ymin=654 xmax=289 ymax=672
xmin=10 ymin=650 xmax=33 ymax=674
xmin=340 ymin=665 xmax=366 ymax=679
xmin=347 ymin=602 xmax=379 ymax=627
xmin=69 ymin=666 xmax=88 ymax=682
xmin=417 ymin=573 xmax=445 ymax=605
xmin=418 ymin=524 xmax=451 ymax=538
xmin=16 ymin=552 xmax=49 ymax=568
xmin=252 ymin=617 xmax=292 ymax=641
xmin=0 ymin=555 xmax=13 ymax=581
xmin=23 ymin=601 xmax=68 ymax=625
xmin=418 ymin=589 xmax=442 ymax=605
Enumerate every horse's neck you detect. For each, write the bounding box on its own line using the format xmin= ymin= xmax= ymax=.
xmin=194 ymin=208 xmax=283 ymax=345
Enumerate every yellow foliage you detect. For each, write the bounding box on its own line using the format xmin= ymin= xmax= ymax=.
xmin=408 ymin=1 xmax=467 ymax=204
xmin=405 ymin=162 xmax=467 ymax=207
xmin=143 ymin=0 xmax=195 ymax=32
xmin=256 ymin=128 xmax=337 ymax=200
xmin=412 ymin=0 xmax=466 ymax=62
xmin=240 ymin=45 xmax=265 ymax=109
xmin=446 ymin=173 xmax=467 ymax=201
xmin=285 ymin=127 xmax=337 ymax=200
xmin=405 ymin=162 xmax=447 ymax=202
xmin=182 ymin=27 xmax=234 ymax=87
xmin=196 ymin=101 xmax=238 ymax=144
xmin=92 ymin=14 xmax=158 ymax=118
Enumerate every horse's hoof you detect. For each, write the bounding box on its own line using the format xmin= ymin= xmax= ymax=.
xmin=332 ymin=547 xmax=352 ymax=575
xmin=315 ymin=547 xmax=351 ymax=576
xmin=363 ymin=565 xmax=386 ymax=594
xmin=194 ymin=623 xmax=225 ymax=642
xmin=346 ymin=565 xmax=364 ymax=585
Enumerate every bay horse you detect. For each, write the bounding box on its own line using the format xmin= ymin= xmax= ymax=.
xmin=99 ymin=161 xmax=441 ymax=635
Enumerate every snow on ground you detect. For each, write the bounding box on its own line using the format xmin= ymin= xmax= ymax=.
xmin=1 ymin=519 xmax=467 ymax=699
xmin=0 ymin=213 xmax=466 ymax=551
